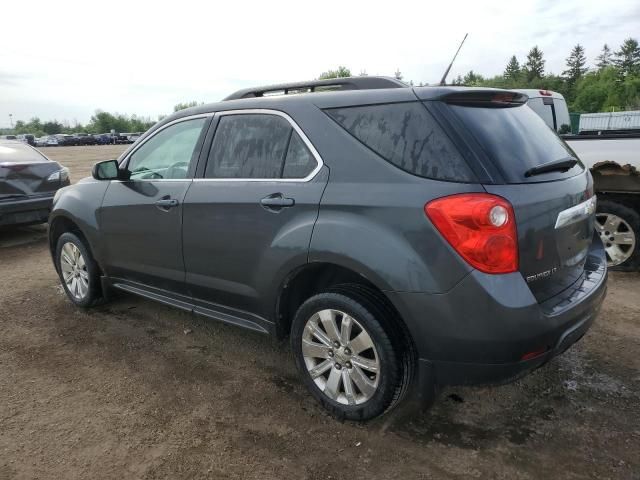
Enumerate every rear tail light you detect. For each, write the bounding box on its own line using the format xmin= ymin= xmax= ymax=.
xmin=425 ymin=193 xmax=518 ymax=274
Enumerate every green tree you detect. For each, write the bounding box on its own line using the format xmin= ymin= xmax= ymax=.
xmin=42 ymin=121 xmax=63 ymax=135
xmin=318 ymin=66 xmax=351 ymax=79
xmin=563 ymin=44 xmax=588 ymax=85
xmin=462 ymin=70 xmax=485 ymax=86
xmin=595 ymin=44 xmax=613 ymax=70
xmin=504 ymin=55 xmax=521 ymax=82
xmin=173 ymin=101 xmax=202 ymax=112
xmin=613 ymin=37 xmax=640 ymax=78
xmin=394 ymin=68 xmax=403 ymax=80
xmin=523 ymin=46 xmax=545 ymax=81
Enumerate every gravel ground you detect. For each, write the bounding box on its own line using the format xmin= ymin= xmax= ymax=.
xmin=0 ymin=147 xmax=638 ymax=479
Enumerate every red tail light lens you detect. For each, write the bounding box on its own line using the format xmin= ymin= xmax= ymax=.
xmin=425 ymin=193 xmax=518 ymax=274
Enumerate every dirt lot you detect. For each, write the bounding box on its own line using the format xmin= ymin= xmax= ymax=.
xmin=1 ymin=146 xmax=639 ymax=479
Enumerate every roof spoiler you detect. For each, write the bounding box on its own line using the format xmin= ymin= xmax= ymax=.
xmin=223 ymin=76 xmax=407 ymax=101
xmin=443 ymin=91 xmax=529 ymax=107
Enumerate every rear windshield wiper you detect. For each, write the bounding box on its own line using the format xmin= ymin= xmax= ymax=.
xmin=525 ymin=157 xmax=578 ymax=177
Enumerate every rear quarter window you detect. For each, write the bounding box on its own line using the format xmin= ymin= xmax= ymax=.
xmin=325 ymin=102 xmax=476 ymax=182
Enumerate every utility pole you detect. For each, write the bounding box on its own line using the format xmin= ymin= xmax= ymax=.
xmin=9 ymin=114 xmax=13 ymax=129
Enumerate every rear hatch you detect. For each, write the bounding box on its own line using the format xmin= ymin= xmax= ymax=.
xmin=0 ymin=143 xmax=63 ymax=200
xmin=424 ymin=90 xmax=595 ymax=302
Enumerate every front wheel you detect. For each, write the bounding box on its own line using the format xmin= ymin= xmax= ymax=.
xmin=595 ymin=200 xmax=640 ymax=271
xmin=55 ymin=232 xmax=103 ymax=307
xmin=291 ymin=291 xmax=408 ymax=421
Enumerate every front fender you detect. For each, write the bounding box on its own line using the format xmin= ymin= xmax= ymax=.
xmin=49 ymin=179 xmax=109 ymax=265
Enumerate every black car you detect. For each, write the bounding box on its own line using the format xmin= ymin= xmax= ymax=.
xmin=74 ymin=133 xmax=98 ymax=146
xmin=54 ymin=134 xmax=78 ymax=146
xmin=48 ymin=77 xmax=607 ymax=421
xmin=0 ymin=141 xmax=70 ymax=226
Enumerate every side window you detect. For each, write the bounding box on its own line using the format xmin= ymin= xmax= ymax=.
xmin=325 ymin=102 xmax=475 ymax=182
xmin=282 ymin=132 xmax=316 ymax=178
xmin=205 ymin=113 xmax=318 ymax=180
xmin=127 ymin=118 xmax=206 ymax=180
xmin=206 ymin=114 xmax=290 ymax=179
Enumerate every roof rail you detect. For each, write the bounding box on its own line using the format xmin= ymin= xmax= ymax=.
xmin=223 ymin=76 xmax=407 ymax=101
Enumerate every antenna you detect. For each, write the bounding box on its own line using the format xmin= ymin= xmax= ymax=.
xmin=439 ymin=33 xmax=469 ymax=86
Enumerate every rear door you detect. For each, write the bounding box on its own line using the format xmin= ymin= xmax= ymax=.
xmin=99 ymin=116 xmax=209 ymax=294
xmin=182 ymin=110 xmax=327 ymax=319
xmin=428 ymin=92 xmax=595 ymax=302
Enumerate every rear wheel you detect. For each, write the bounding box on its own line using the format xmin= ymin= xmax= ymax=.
xmin=595 ymin=200 xmax=640 ymax=271
xmin=291 ymin=290 xmax=409 ymax=421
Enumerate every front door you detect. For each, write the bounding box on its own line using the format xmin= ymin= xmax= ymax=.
xmin=99 ymin=116 xmax=209 ymax=294
xmin=182 ymin=111 xmax=327 ymax=319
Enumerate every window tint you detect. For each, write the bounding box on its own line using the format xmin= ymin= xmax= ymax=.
xmin=206 ymin=114 xmax=290 ymax=179
xmin=127 ymin=118 xmax=206 ymax=180
xmin=283 ymin=131 xmax=316 ymax=178
xmin=325 ymin=102 xmax=475 ymax=182
xmin=448 ymin=103 xmax=582 ymax=183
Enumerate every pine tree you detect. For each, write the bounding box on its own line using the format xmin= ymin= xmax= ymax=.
xmin=524 ymin=46 xmax=545 ymax=81
xmin=613 ymin=38 xmax=640 ymax=77
xmin=563 ymin=44 xmax=588 ymax=85
xmin=504 ymin=55 xmax=521 ymax=81
xmin=595 ymin=44 xmax=613 ymax=70
xmin=394 ymin=68 xmax=403 ymax=80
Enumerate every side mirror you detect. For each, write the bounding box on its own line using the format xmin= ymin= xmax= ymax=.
xmin=92 ymin=159 xmax=126 ymax=180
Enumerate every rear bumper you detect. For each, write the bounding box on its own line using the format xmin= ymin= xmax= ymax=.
xmin=387 ymin=236 xmax=608 ymax=388
xmin=0 ymin=196 xmax=55 ymax=226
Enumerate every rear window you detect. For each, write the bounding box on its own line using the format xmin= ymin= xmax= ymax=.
xmin=325 ymin=102 xmax=476 ymax=182
xmin=447 ymin=103 xmax=583 ymax=183
xmin=0 ymin=143 xmax=48 ymax=164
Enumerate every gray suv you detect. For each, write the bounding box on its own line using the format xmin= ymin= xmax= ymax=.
xmin=49 ymin=77 xmax=607 ymax=421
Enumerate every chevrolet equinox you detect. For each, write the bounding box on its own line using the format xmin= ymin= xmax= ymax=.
xmin=48 ymin=77 xmax=608 ymax=421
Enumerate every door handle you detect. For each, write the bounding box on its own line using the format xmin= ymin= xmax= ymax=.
xmin=155 ymin=197 xmax=179 ymax=211
xmin=260 ymin=193 xmax=295 ymax=211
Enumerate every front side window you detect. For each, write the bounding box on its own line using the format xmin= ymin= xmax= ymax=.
xmin=205 ymin=113 xmax=317 ymax=179
xmin=127 ymin=118 xmax=206 ymax=180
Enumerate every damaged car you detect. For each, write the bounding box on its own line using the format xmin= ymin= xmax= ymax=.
xmin=0 ymin=140 xmax=70 ymax=227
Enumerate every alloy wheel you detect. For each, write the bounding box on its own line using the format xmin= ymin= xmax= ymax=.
xmin=301 ymin=309 xmax=380 ymax=406
xmin=60 ymin=242 xmax=89 ymax=300
xmin=595 ymin=213 xmax=636 ymax=266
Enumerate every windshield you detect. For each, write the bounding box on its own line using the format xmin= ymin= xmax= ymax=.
xmin=447 ymin=103 xmax=584 ymax=183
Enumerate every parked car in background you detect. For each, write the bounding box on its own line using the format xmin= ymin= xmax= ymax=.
xmin=126 ymin=132 xmax=142 ymax=143
xmin=0 ymin=135 xmax=18 ymax=140
xmin=93 ymin=134 xmax=112 ymax=145
xmin=45 ymin=136 xmax=59 ymax=147
xmin=17 ymin=134 xmax=36 ymax=146
xmin=54 ymin=134 xmax=77 ymax=146
xmin=49 ymin=77 xmax=607 ymax=421
xmin=35 ymin=137 xmax=47 ymax=147
xmin=0 ymin=140 xmax=70 ymax=226
xmin=74 ymin=133 xmax=98 ymax=146
xmin=518 ymin=89 xmax=640 ymax=271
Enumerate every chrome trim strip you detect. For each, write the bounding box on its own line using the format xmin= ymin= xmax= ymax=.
xmin=555 ymin=196 xmax=597 ymax=229
xmin=118 ymin=109 xmax=324 ymax=183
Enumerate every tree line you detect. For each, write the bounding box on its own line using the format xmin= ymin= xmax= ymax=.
xmin=449 ymin=38 xmax=640 ymax=112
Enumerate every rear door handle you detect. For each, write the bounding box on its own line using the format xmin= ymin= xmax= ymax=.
xmin=155 ymin=197 xmax=179 ymax=211
xmin=260 ymin=193 xmax=295 ymax=211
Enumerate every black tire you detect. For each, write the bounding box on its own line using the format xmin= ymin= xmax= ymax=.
xmin=291 ymin=288 xmax=410 ymax=421
xmin=596 ymin=199 xmax=640 ymax=271
xmin=55 ymin=232 xmax=103 ymax=307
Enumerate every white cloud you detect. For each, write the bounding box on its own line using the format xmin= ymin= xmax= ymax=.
xmin=1 ymin=0 xmax=638 ymax=126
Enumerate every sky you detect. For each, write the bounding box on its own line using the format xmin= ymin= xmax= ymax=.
xmin=1 ymin=0 xmax=639 ymax=128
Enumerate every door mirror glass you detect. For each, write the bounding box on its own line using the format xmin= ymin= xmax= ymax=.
xmin=92 ymin=159 xmax=120 ymax=180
